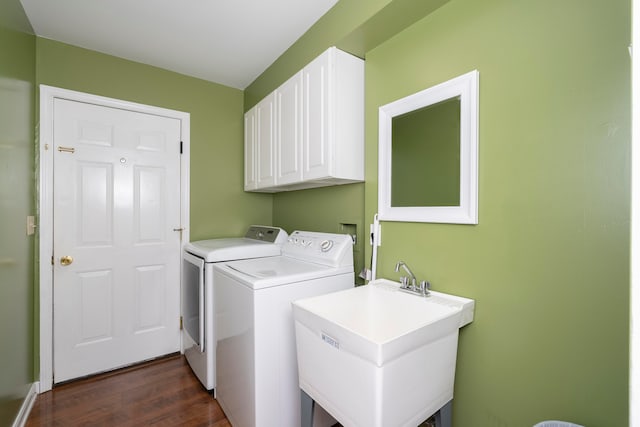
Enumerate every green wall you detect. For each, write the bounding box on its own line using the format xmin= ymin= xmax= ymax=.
xmin=0 ymin=1 xmax=35 ymax=425
xmin=35 ymin=38 xmax=272 ymax=241
xmin=365 ymin=0 xmax=630 ymax=425
xmin=253 ymin=0 xmax=630 ymax=424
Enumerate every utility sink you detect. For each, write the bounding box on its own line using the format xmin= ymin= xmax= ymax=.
xmin=292 ymin=279 xmax=474 ymax=427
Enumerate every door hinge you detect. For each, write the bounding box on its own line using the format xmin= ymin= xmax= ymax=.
xmin=180 ymin=141 xmax=183 ymax=154
xmin=179 ymin=316 xmax=183 ymax=330
xmin=51 ymin=255 xmax=54 ymax=266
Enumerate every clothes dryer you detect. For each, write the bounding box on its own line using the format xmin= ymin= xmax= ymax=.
xmin=213 ymin=230 xmax=355 ymax=427
xmin=181 ymin=225 xmax=287 ymax=393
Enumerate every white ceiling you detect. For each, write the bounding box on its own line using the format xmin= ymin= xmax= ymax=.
xmin=19 ymin=0 xmax=339 ymax=89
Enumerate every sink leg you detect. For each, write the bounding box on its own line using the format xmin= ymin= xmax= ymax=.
xmin=301 ymin=390 xmax=315 ymax=427
xmin=434 ymin=399 xmax=452 ymax=427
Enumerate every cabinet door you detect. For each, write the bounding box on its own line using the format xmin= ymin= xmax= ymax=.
xmin=244 ymin=106 xmax=257 ymax=190
xmin=256 ymin=93 xmax=276 ymax=188
xmin=276 ymin=71 xmax=303 ymax=185
xmin=303 ymin=49 xmax=332 ymax=180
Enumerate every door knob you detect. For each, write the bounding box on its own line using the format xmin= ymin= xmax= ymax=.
xmin=60 ymin=255 xmax=74 ymax=266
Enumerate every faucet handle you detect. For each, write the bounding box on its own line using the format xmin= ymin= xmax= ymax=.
xmin=399 ymin=276 xmax=410 ymax=288
xmin=419 ymin=280 xmax=431 ymax=296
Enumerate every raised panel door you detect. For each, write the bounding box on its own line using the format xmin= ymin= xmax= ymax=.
xmin=303 ymin=49 xmax=332 ymax=180
xmin=276 ymin=71 xmax=303 ymax=185
xmin=256 ymin=93 xmax=276 ymax=188
xmin=53 ymin=98 xmax=181 ymax=382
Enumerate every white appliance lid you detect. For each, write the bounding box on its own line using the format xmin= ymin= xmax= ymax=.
xmin=184 ymin=225 xmax=287 ymax=262
xmin=184 ymin=238 xmax=282 ymax=262
xmin=216 ymin=256 xmax=353 ymax=290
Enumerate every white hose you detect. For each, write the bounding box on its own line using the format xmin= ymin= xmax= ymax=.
xmin=371 ymin=213 xmax=380 ymax=281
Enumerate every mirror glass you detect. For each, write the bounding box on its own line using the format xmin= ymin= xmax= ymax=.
xmin=391 ymin=97 xmax=461 ymax=207
xmin=378 ymin=70 xmax=478 ymax=224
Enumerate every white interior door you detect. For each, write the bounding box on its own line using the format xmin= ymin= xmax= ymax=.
xmin=52 ymin=98 xmax=182 ymax=383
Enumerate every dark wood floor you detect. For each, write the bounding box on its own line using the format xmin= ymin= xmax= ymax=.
xmin=26 ymin=354 xmax=231 ymax=427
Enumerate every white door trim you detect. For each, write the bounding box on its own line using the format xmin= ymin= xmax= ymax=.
xmin=631 ymin=0 xmax=639 ymax=424
xmin=38 ymin=85 xmax=190 ymax=392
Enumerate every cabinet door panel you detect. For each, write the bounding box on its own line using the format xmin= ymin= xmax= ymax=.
xmin=303 ymin=49 xmax=332 ymax=180
xmin=276 ymin=72 xmax=303 ymax=185
xmin=256 ymin=93 xmax=276 ymax=188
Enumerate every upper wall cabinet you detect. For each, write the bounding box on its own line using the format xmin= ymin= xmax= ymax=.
xmin=244 ymin=47 xmax=364 ymax=192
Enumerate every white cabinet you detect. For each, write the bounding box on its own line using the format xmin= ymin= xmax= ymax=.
xmin=244 ymin=47 xmax=364 ymax=192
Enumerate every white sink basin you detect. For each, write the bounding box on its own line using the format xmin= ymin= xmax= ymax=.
xmin=292 ymin=279 xmax=474 ymax=427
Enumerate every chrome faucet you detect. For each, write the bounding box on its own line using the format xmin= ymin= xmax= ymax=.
xmin=394 ymin=260 xmax=430 ymax=297
xmin=394 ymin=261 xmax=417 ymax=288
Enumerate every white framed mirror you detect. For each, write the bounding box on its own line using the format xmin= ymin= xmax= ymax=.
xmin=378 ymin=70 xmax=479 ymax=224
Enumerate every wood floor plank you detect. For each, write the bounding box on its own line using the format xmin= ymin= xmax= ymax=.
xmin=26 ymin=355 xmax=231 ymax=427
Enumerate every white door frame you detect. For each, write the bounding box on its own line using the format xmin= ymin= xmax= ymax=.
xmin=632 ymin=0 xmax=639 ymax=423
xmin=38 ymin=85 xmax=190 ymax=393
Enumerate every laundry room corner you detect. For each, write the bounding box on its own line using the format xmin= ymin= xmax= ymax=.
xmin=272 ymin=184 xmax=366 ymax=285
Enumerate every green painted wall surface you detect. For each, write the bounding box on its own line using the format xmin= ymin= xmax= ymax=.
xmin=35 ymin=38 xmax=272 ymax=240
xmin=0 ymin=1 xmax=35 ymax=425
xmin=365 ymin=0 xmax=630 ymax=425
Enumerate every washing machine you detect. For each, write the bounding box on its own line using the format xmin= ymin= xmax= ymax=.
xmin=213 ymin=230 xmax=355 ymax=427
xmin=181 ymin=225 xmax=288 ymax=393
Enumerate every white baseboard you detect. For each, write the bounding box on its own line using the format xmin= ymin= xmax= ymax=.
xmin=12 ymin=382 xmax=38 ymax=427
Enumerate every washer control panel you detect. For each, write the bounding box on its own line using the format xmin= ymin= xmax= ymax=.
xmin=287 ymin=235 xmax=335 ymax=252
xmin=283 ymin=231 xmax=353 ymax=267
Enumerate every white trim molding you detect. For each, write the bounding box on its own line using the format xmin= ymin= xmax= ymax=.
xmin=631 ymin=0 xmax=639 ymax=424
xmin=11 ymin=382 xmax=38 ymax=427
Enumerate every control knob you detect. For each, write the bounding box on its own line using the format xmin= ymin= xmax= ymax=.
xmin=320 ymin=239 xmax=333 ymax=252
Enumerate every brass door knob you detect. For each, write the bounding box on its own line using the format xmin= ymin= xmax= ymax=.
xmin=60 ymin=255 xmax=74 ymax=266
